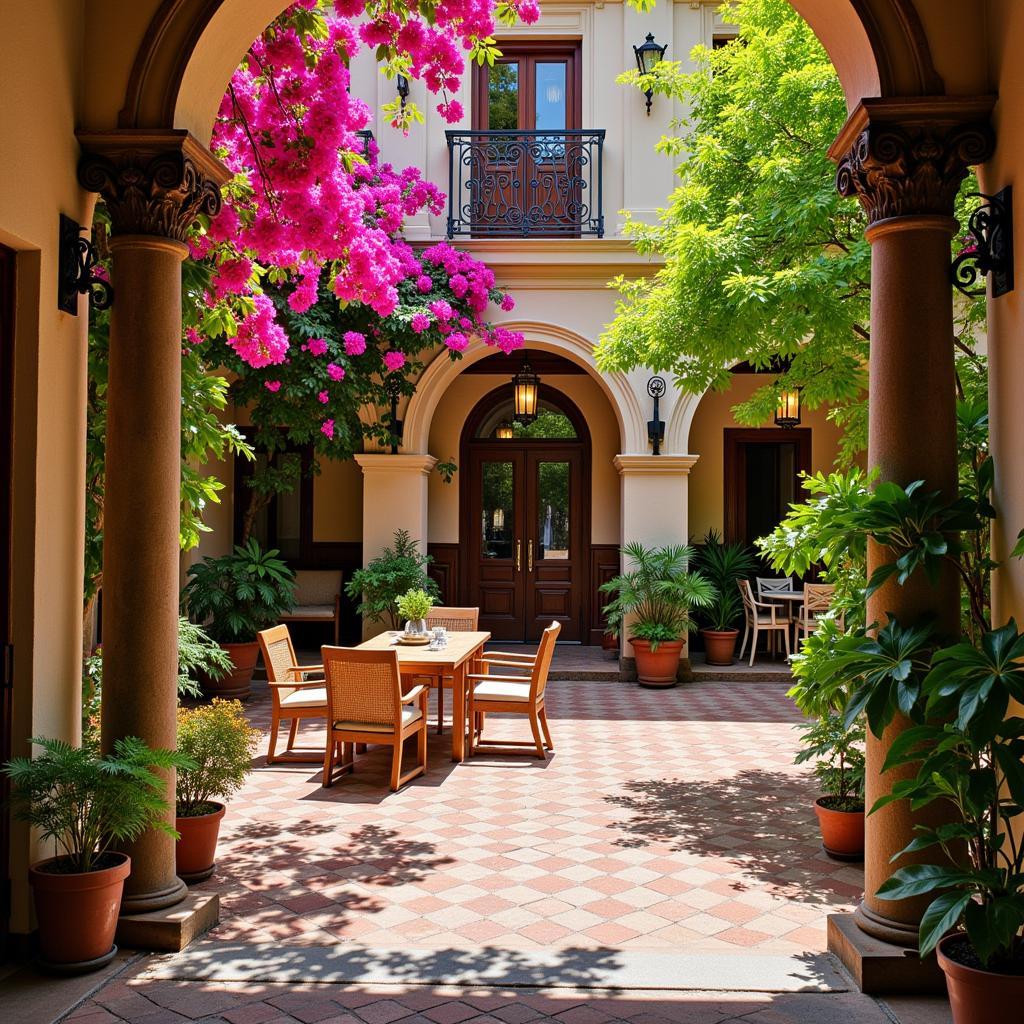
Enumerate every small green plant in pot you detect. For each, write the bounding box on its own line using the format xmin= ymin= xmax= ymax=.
xmin=693 ymin=532 xmax=757 ymax=666
xmin=175 ymin=700 xmax=261 ymax=882
xmin=601 ymin=542 xmax=714 ymax=688
xmin=183 ymin=538 xmax=295 ymax=699
xmin=397 ymin=588 xmax=434 ymax=636
xmin=346 ymin=529 xmax=439 ymax=630
xmin=3 ymin=736 xmax=186 ymax=970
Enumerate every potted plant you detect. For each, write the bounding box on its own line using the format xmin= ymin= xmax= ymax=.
xmin=183 ymin=538 xmax=295 ymax=699
xmin=2 ymin=736 xmax=185 ymax=971
xmin=397 ymin=588 xmax=434 ymax=636
xmin=175 ymin=700 xmax=261 ymax=882
xmin=346 ymin=529 xmax=439 ymax=630
xmin=693 ymin=532 xmax=757 ymax=665
xmin=795 ymin=712 xmax=865 ymax=860
xmin=600 ymin=542 xmax=714 ymax=687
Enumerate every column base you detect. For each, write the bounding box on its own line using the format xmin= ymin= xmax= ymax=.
xmin=827 ymin=913 xmax=945 ymax=994
xmin=116 ymin=892 xmax=220 ymax=953
xmin=120 ymin=875 xmax=189 ymax=914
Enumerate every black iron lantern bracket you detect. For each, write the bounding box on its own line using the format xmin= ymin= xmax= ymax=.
xmin=951 ymin=186 xmax=1014 ymax=298
xmin=647 ymin=376 xmax=666 ymax=455
xmin=384 ymin=371 xmax=404 ymax=454
xmin=58 ymin=214 xmax=113 ymax=315
xmin=396 ymin=73 xmax=410 ymax=111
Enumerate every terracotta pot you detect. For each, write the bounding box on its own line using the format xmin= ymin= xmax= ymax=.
xmin=601 ymin=631 xmax=619 ymax=655
xmin=938 ymin=934 xmax=1024 ymax=1024
xmin=701 ymin=628 xmax=739 ymax=666
xmin=175 ymin=802 xmax=226 ymax=883
xmin=813 ymin=797 xmax=865 ymax=861
xmin=630 ymin=638 xmax=684 ymax=688
xmin=205 ymin=641 xmax=259 ymax=700
xmin=29 ymin=852 xmax=130 ymax=970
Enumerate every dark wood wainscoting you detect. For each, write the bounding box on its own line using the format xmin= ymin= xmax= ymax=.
xmin=301 ymin=541 xmax=362 ymax=644
xmin=428 ymin=543 xmax=460 ymax=607
xmin=589 ymin=544 xmax=619 ymax=645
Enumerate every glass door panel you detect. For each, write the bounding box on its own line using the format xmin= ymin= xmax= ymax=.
xmin=536 ymin=460 xmax=570 ymax=560
xmin=481 ymin=460 xmax=515 ymax=560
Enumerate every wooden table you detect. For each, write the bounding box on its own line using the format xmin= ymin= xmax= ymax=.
xmin=356 ymin=630 xmax=491 ymax=762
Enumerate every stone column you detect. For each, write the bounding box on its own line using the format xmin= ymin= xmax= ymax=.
xmin=77 ymin=131 xmax=228 ymax=915
xmin=613 ymin=454 xmax=698 ymax=667
xmin=825 ymin=98 xmax=995 ymax=984
xmin=354 ymin=453 xmax=437 ymax=638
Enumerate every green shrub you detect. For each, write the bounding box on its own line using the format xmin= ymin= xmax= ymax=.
xmin=346 ymin=529 xmax=439 ymax=628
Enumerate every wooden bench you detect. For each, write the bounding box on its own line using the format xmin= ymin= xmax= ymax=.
xmin=280 ymin=570 xmax=343 ymax=645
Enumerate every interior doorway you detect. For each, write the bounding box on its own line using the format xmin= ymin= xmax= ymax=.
xmin=461 ymin=384 xmax=590 ymax=642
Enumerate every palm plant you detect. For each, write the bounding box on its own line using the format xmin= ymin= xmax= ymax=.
xmin=600 ymin=542 xmax=715 ymax=651
xmin=693 ymin=532 xmax=758 ymax=631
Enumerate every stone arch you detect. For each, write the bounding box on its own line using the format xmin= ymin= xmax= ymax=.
xmin=402 ymin=322 xmax=642 ymax=455
xmin=116 ymin=0 xmax=940 ymax=143
xmin=664 ymin=388 xmax=706 ymax=456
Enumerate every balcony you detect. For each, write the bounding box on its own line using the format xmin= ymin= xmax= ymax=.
xmin=445 ymin=129 xmax=605 ymax=239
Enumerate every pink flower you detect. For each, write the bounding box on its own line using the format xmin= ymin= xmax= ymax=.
xmin=264 ymin=380 xmax=282 ymax=392
xmin=500 ymin=293 xmax=516 ymax=311
xmin=446 ymin=331 xmax=469 ymax=352
xmin=185 ymin=327 xmax=203 ymax=346
xmin=429 ymin=299 xmax=453 ymax=321
xmin=307 ymin=337 xmax=328 ymax=357
xmin=411 ymin=312 xmax=431 ymax=334
xmin=321 ymin=418 xmax=335 ymax=439
xmin=343 ymin=331 xmax=367 ymax=355
xmin=318 ymin=390 xmax=330 ymax=404
xmin=327 ymin=362 xmax=346 ymax=381
xmin=416 ymin=275 xmax=433 ymax=293
xmin=448 ymin=273 xmax=469 ymax=298
xmin=383 ymin=350 xmax=406 ymax=372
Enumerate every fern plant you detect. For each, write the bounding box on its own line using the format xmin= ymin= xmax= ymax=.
xmin=600 ymin=543 xmax=715 ymax=651
xmin=3 ymin=737 xmax=189 ymax=873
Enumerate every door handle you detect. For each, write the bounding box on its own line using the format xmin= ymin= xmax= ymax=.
xmin=528 ymin=539 xmax=534 ymax=572
xmin=516 ymin=539 xmax=521 ymax=571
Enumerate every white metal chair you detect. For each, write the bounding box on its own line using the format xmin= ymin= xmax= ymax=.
xmin=738 ymin=580 xmax=791 ymax=666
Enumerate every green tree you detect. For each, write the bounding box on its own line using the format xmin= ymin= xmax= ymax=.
xmin=598 ymin=0 xmax=983 ymax=459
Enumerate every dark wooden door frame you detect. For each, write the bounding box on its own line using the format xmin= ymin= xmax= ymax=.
xmin=459 ymin=384 xmax=591 ymax=641
xmin=723 ymin=428 xmax=812 ymax=544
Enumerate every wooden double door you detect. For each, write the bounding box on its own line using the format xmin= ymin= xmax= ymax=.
xmin=464 ymin=443 xmax=586 ymax=641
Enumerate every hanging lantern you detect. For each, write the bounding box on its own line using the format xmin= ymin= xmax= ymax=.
xmin=512 ymin=356 xmax=541 ymax=425
xmin=775 ymin=388 xmax=802 ymax=429
xmin=495 ymin=422 xmax=514 ymax=440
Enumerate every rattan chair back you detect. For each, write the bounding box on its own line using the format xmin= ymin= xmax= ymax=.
xmin=322 ymin=646 xmax=403 ymax=729
xmin=258 ymin=624 xmax=299 ymax=701
xmin=530 ymin=621 xmax=561 ymax=700
xmin=426 ymin=607 xmax=479 ymax=632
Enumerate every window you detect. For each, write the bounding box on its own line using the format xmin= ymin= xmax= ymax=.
xmin=474 ymin=397 xmax=578 ymax=440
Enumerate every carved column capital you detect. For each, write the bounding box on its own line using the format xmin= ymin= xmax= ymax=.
xmin=829 ymin=97 xmax=996 ymax=225
xmin=76 ymin=129 xmax=230 ymax=241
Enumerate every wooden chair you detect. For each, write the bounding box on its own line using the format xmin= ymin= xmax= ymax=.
xmin=465 ymin=621 xmax=560 ymax=759
xmin=756 ymin=576 xmax=795 ymax=624
xmin=738 ymin=581 xmax=791 ymax=666
xmin=279 ymin=570 xmax=344 ymax=645
xmin=321 ymin=646 xmax=429 ymax=792
xmin=257 ymin=625 xmax=328 ymax=764
xmin=422 ymin=607 xmax=479 ymax=734
xmin=795 ymin=583 xmax=841 ymax=640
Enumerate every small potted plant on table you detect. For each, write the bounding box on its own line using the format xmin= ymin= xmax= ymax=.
xmin=3 ymin=736 xmax=184 ymax=972
xmin=397 ymin=588 xmax=434 ymax=636
xmin=175 ymin=699 xmax=261 ymax=882
xmin=600 ymin=542 xmax=714 ymax=687
xmin=183 ymin=538 xmax=295 ymax=699
xmin=693 ymin=532 xmax=757 ymax=666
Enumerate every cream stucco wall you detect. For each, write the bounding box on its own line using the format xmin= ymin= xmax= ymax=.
xmin=687 ymin=374 xmax=848 ymax=541
xmin=313 ymin=458 xmax=364 ymax=543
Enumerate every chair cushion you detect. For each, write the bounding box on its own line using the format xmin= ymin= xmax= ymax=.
xmin=473 ymin=680 xmax=532 ymax=703
xmin=280 ymin=687 xmax=327 ymax=709
xmin=333 ymin=707 xmax=423 ymax=733
xmin=281 ymin=604 xmax=336 ymax=620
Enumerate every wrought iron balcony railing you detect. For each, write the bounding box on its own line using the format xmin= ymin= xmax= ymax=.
xmin=445 ymin=129 xmax=605 ymax=239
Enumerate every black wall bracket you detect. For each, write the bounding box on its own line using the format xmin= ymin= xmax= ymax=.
xmin=951 ymin=186 xmax=1014 ymax=299
xmin=58 ymin=214 xmax=113 ymax=315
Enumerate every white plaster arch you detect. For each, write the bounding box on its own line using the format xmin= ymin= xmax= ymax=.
xmin=402 ymin=321 xmax=646 ymax=455
xmin=665 ymin=387 xmax=708 ymax=455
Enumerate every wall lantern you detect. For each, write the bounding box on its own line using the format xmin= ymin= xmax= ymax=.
xmin=951 ymin=186 xmax=1014 ymax=298
xmin=495 ymin=423 xmax=514 ymax=440
xmin=58 ymin=214 xmax=113 ymax=315
xmin=647 ymin=376 xmax=666 ymax=455
xmin=384 ymin=371 xmax=404 ymax=454
xmin=512 ymin=356 xmax=541 ymax=425
xmin=396 ymin=73 xmax=410 ymax=111
xmin=633 ymin=33 xmax=667 ymax=116
xmin=774 ymin=388 xmax=802 ymax=429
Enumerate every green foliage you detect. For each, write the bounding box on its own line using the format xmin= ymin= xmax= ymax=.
xmin=183 ymin=539 xmax=296 ymax=644
xmin=691 ymin=531 xmax=758 ymax=631
xmin=600 ymin=542 xmax=715 ymax=650
xmin=345 ymin=530 xmax=439 ymax=629
xmin=436 ymin=458 xmax=458 ymax=484
xmin=598 ymin=0 xmax=984 ymax=458
xmin=176 ymin=700 xmax=261 ymax=814
xmin=3 ymin=736 xmax=189 ymax=873
xmin=397 ymin=588 xmax=434 ymax=623
xmin=873 ymin=619 xmax=1024 ymax=968
xmin=795 ymin=712 xmax=865 ymax=809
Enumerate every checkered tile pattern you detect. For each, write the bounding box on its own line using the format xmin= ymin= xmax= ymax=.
xmin=183 ymin=679 xmax=862 ymax=954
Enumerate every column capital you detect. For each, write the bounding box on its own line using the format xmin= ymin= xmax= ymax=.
xmin=613 ymin=454 xmax=699 ymax=476
xmin=76 ymin=129 xmax=230 ymax=241
xmin=829 ymin=96 xmax=996 ymax=225
xmin=354 ymin=453 xmax=438 ymax=477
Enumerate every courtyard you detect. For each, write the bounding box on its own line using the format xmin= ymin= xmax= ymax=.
xmin=53 ymin=677 xmax=945 ymax=1023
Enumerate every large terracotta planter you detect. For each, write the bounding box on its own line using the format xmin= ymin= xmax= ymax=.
xmin=206 ymin=641 xmax=259 ymax=700
xmin=175 ymin=802 xmax=226 ymax=883
xmin=29 ymin=852 xmax=130 ymax=971
xmin=813 ymin=797 xmax=865 ymax=861
xmin=701 ymin=628 xmax=739 ymax=666
xmin=601 ymin=631 xmax=619 ymax=658
xmin=938 ymin=934 xmax=1024 ymax=1024
xmin=631 ymin=638 xmax=684 ymax=688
